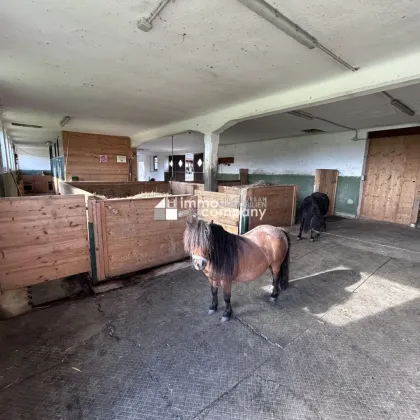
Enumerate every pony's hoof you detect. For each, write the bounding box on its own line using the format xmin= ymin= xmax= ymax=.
xmin=296 ymin=237 xmax=301 ymax=241
xmin=208 ymin=309 xmax=217 ymax=315
xmin=269 ymin=296 xmax=277 ymax=303
xmin=220 ymin=316 xmax=231 ymax=323
xmin=310 ymin=238 xmax=315 ymax=242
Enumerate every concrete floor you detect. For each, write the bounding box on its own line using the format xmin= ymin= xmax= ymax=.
xmin=0 ymin=219 xmax=419 ymax=420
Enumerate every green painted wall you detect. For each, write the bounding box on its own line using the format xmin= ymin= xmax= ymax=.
xmin=248 ymin=174 xmax=314 ymax=205
xmin=217 ymin=173 xmax=240 ymax=181
xmin=218 ymin=172 xmax=361 ymax=217
xmin=335 ymin=176 xmax=360 ymax=216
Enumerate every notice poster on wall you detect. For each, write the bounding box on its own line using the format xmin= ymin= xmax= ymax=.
xmin=185 ymin=153 xmax=194 ymax=181
xmin=99 ymin=155 xmax=108 ymax=163
xmin=117 ymin=155 xmax=127 ymax=163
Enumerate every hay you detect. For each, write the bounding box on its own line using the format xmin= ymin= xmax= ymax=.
xmin=243 ymin=180 xmax=276 ymax=188
xmin=93 ymin=191 xmax=171 ymax=200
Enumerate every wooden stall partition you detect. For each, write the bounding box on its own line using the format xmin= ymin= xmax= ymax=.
xmin=63 ymin=131 xmax=132 ymax=182
xmin=0 ymin=195 xmax=90 ymax=291
xmin=33 ymin=175 xmax=53 ymax=194
xmin=170 ymin=181 xmax=204 ymax=195
xmin=314 ymin=169 xmax=338 ymax=215
xmin=196 ymin=190 xmax=240 ymax=234
xmin=21 ymin=175 xmax=53 ymax=195
xmin=61 ymin=181 xmax=169 ymax=198
xmin=89 ymin=195 xmax=193 ymax=281
xmin=217 ymin=185 xmax=242 ymax=194
xmin=218 ymin=180 xmax=243 ymax=187
xmin=247 ymin=185 xmax=297 ymax=230
xmin=59 ymin=181 xmax=95 ymax=200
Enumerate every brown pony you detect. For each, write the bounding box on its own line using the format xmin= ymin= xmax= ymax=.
xmin=184 ymin=220 xmax=290 ymax=322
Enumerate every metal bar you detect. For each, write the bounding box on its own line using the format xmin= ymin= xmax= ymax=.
xmin=315 ymin=116 xmax=355 ymax=131
xmin=316 ymin=44 xmax=359 ymax=72
xmin=238 ymin=0 xmax=358 ymax=72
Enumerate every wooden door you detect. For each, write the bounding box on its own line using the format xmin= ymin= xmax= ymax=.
xmin=360 ymin=136 xmax=420 ymax=225
xmin=314 ymin=169 xmax=338 ymax=215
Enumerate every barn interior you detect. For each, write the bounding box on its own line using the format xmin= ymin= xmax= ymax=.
xmin=1 ymin=1 xmax=420 ymax=419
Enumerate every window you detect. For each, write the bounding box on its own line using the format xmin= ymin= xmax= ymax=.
xmin=1 ymin=125 xmax=9 ymax=172
xmin=153 ymin=156 xmax=158 ymax=171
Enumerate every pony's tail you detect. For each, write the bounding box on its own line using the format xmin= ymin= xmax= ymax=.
xmin=279 ymin=231 xmax=290 ymax=290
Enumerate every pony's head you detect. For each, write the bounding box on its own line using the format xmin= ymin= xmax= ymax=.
xmin=183 ymin=219 xmax=241 ymax=280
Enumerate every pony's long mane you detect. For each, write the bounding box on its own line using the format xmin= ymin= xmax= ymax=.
xmin=184 ymin=219 xmax=242 ymax=280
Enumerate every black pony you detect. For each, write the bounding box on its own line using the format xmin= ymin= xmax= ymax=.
xmin=297 ymin=192 xmax=330 ymax=241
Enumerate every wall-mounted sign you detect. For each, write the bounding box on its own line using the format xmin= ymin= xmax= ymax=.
xmin=117 ymin=155 xmax=127 ymax=163
xmin=99 ymin=155 xmax=108 ymax=163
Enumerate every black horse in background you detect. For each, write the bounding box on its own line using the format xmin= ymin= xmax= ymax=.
xmin=297 ymin=192 xmax=330 ymax=242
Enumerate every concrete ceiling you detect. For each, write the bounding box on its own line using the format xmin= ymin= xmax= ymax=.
xmin=139 ymin=83 xmax=420 ymax=151
xmin=139 ymin=131 xmax=204 ymax=154
xmin=222 ymin=84 xmax=420 ymax=144
xmin=2 ymin=0 xmax=420 ymax=148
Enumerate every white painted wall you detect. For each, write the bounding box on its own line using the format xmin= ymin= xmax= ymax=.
xmin=218 ymin=131 xmax=366 ymax=177
xmin=137 ymin=152 xmax=168 ymax=181
xmin=16 ymin=146 xmax=51 ymax=171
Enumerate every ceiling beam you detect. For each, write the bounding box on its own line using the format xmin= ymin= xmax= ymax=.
xmin=131 ymin=50 xmax=420 ymax=147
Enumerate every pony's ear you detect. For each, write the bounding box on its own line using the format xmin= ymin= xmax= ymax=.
xmin=210 ymin=220 xmax=214 ymax=225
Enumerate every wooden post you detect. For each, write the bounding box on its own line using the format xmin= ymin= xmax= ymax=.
xmin=239 ymin=169 xmax=248 ymax=185
xmin=314 ymin=169 xmax=338 ymax=215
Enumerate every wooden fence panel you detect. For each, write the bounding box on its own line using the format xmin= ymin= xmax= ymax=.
xmin=0 ymin=195 xmax=90 ymax=291
xmin=247 ymin=185 xmax=297 ymax=230
xmin=196 ymin=190 xmax=240 ymax=234
xmin=91 ymin=196 xmax=192 ymax=280
xmin=169 ymin=181 xmax=204 ymax=195
xmin=314 ymin=169 xmax=339 ymax=215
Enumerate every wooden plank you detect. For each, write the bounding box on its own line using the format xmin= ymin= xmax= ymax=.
xmin=196 ymin=190 xmax=240 ymax=228
xmin=239 ymin=169 xmax=248 ymax=185
xmin=247 ymin=185 xmax=297 ymax=229
xmin=96 ymin=197 xmax=190 ymax=280
xmin=217 ymin=185 xmax=242 ymax=194
xmin=314 ymin=169 xmax=338 ymax=215
xmin=360 ymin=136 xmax=420 ymax=225
xmin=169 ymin=181 xmax=204 ymax=195
xmin=0 ymin=195 xmax=90 ymax=291
xmin=93 ymin=200 xmax=106 ymax=281
xmin=63 ymin=131 xmax=132 ymax=182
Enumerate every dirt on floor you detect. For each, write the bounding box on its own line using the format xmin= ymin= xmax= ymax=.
xmin=0 ymin=219 xmax=419 ymax=420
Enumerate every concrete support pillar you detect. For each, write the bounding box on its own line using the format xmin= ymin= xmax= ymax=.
xmin=204 ymin=133 xmax=219 ymax=192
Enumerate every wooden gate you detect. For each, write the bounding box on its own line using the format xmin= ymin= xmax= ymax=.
xmin=360 ymin=135 xmax=420 ymax=225
xmin=0 ymin=195 xmax=90 ymax=291
xmin=314 ymin=169 xmax=338 ymax=215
